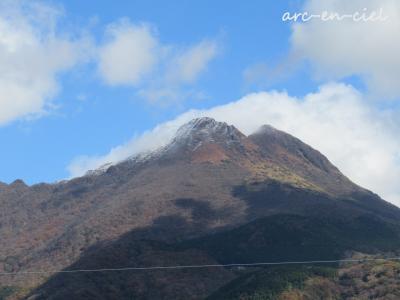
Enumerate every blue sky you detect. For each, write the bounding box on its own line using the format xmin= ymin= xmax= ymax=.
xmin=1 ymin=0 xmax=400 ymax=205
xmin=0 ymin=0 xmax=303 ymax=182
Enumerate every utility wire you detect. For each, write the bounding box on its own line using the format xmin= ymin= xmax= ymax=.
xmin=2 ymin=257 xmax=400 ymax=276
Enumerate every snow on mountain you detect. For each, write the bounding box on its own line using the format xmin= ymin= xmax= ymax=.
xmin=85 ymin=117 xmax=245 ymax=176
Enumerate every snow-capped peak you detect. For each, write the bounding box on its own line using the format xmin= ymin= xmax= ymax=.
xmin=84 ymin=117 xmax=244 ymax=177
xmin=170 ymin=117 xmax=243 ymax=148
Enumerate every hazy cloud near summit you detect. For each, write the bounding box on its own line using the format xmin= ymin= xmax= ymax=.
xmin=68 ymin=82 xmax=400 ymax=206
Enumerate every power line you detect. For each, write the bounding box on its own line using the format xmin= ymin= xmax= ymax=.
xmin=2 ymin=257 xmax=400 ymax=276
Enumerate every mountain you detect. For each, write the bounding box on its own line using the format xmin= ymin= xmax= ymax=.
xmin=1 ymin=117 xmax=400 ymax=299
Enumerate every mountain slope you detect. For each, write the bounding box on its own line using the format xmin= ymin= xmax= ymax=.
xmin=1 ymin=117 xmax=399 ymax=299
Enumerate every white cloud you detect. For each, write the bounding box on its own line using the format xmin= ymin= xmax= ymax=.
xmin=68 ymin=82 xmax=400 ymax=206
xmin=98 ymin=19 xmax=159 ymax=86
xmin=137 ymin=39 xmax=218 ymax=104
xmin=97 ymin=19 xmax=218 ymax=103
xmin=0 ymin=4 xmax=217 ymax=126
xmin=0 ymin=1 xmax=90 ymax=125
xmin=0 ymin=3 xmax=218 ymax=125
xmin=166 ymin=40 xmax=218 ymax=84
xmin=290 ymin=0 xmax=400 ymax=98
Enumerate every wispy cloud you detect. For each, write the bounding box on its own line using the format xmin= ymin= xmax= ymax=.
xmin=96 ymin=18 xmax=220 ymax=104
xmin=165 ymin=39 xmax=218 ymax=84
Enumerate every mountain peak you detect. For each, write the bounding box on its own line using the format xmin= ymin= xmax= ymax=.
xmin=86 ymin=118 xmax=351 ymax=196
xmin=176 ymin=117 xmax=234 ymax=136
xmin=170 ymin=117 xmax=245 ymax=151
xmin=10 ymin=179 xmax=28 ymax=188
xmin=256 ymin=124 xmax=279 ymax=134
xmin=182 ymin=117 xmax=218 ymax=129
